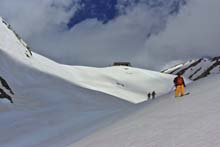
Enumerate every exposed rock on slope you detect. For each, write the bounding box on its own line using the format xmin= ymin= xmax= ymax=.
xmin=162 ymin=57 xmax=220 ymax=81
xmin=0 ymin=76 xmax=14 ymax=103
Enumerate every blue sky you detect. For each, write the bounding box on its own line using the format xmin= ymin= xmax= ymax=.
xmin=67 ymin=0 xmax=185 ymax=28
xmin=67 ymin=0 xmax=118 ymax=28
xmin=0 ymin=0 xmax=220 ymax=70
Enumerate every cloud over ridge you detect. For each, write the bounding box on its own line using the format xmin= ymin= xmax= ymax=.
xmin=0 ymin=0 xmax=219 ymax=70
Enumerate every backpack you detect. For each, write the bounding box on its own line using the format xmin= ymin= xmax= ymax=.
xmin=174 ymin=76 xmax=183 ymax=85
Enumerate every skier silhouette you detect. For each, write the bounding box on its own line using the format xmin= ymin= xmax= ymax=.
xmin=147 ymin=92 xmax=151 ymax=100
xmin=152 ymin=91 xmax=156 ymax=99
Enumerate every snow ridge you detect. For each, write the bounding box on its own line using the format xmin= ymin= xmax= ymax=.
xmin=0 ymin=16 xmax=176 ymax=104
xmin=0 ymin=17 xmax=32 ymax=58
xmin=0 ymin=16 xmax=182 ymax=146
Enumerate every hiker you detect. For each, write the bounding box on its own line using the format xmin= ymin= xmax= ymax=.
xmin=173 ymin=73 xmax=186 ymax=97
xmin=147 ymin=93 xmax=151 ymax=100
xmin=152 ymin=91 xmax=156 ymax=99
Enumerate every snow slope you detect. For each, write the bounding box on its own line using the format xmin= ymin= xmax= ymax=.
xmin=1 ymin=14 xmax=219 ymax=147
xmin=0 ymin=16 xmax=177 ymax=104
xmin=72 ymin=74 xmax=220 ymax=147
xmin=1 ymin=17 xmax=133 ymax=146
xmin=0 ymin=16 xmax=183 ymax=146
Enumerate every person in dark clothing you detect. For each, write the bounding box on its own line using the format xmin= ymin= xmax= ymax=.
xmin=147 ymin=92 xmax=151 ymax=100
xmin=173 ymin=73 xmax=186 ymax=97
xmin=152 ymin=91 xmax=156 ymax=99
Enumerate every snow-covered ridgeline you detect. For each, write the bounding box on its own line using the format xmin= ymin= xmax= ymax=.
xmin=1 ymin=15 xmax=220 ymax=147
xmin=0 ymin=16 xmax=184 ymax=146
xmin=0 ymin=17 xmax=32 ymax=58
xmin=0 ymin=16 xmax=178 ymax=104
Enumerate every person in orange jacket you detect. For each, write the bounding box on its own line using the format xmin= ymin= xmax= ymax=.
xmin=173 ymin=73 xmax=186 ymax=97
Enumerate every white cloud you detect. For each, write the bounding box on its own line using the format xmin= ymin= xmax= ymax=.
xmin=1 ymin=0 xmax=219 ymax=70
xmin=27 ymin=2 xmax=172 ymax=67
xmin=0 ymin=0 xmax=77 ymax=37
xmin=134 ymin=0 xmax=220 ymax=69
xmin=0 ymin=0 xmax=175 ymax=68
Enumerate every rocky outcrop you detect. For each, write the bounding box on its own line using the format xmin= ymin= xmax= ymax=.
xmin=0 ymin=76 xmax=14 ymax=103
xmin=193 ymin=57 xmax=220 ymax=81
xmin=162 ymin=57 xmax=220 ymax=81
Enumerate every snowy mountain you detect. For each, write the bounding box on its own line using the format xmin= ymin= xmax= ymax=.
xmin=1 ymin=17 xmax=32 ymax=58
xmin=1 ymin=16 xmax=220 ymax=147
xmin=162 ymin=57 xmax=220 ymax=81
xmin=0 ymin=17 xmax=32 ymax=103
xmin=0 ymin=17 xmax=181 ymax=146
xmin=0 ymin=16 xmax=177 ymax=104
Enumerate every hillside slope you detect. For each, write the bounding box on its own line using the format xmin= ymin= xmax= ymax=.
xmin=72 ymin=74 xmax=220 ymax=147
xmin=0 ymin=16 xmax=182 ymax=146
xmin=0 ymin=16 xmax=177 ymax=104
xmin=0 ymin=17 xmax=133 ymax=146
